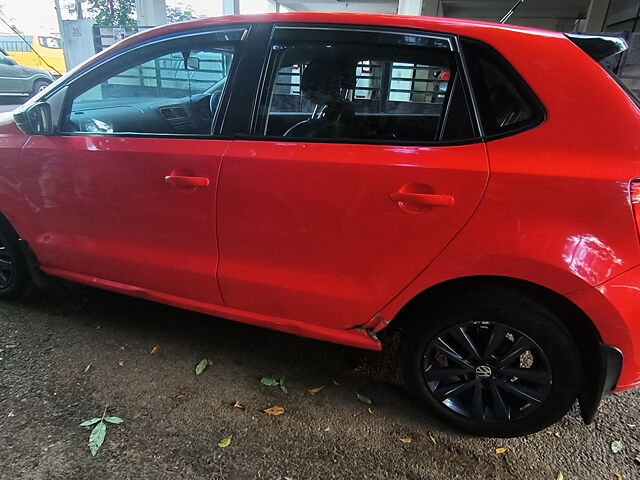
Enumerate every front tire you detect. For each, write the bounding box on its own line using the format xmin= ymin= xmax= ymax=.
xmin=0 ymin=222 xmax=31 ymax=299
xmin=400 ymin=288 xmax=580 ymax=437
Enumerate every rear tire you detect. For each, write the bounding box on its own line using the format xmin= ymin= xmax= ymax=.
xmin=0 ymin=221 xmax=31 ymax=299
xmin=400 ymin=287 xmax=580 ymax=437
xmin=31 ymin=80 xmax=51 ymax=96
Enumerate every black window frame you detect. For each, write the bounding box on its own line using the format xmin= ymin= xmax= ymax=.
xmin=237 ymin=23 xmax=482 ymax=147
xmin=48 ymin=26 xmax=249 ymax=139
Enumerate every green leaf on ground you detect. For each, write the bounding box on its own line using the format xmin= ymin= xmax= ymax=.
xmin=80 ymin=418 xmax=101 ymax=427
xmin=104 ymin=416 xmax=124 ymax=424
xmin=218 ymin=436 xmax=232 ymax=448
xmin=611 ymin=440 xmax=623 ymax=454
xmin=356 ymin=393 xmax=372 ymax=405
xmin=195 ymin=358 xmax=208 ymax=376
xmin=280 ymin=384 xmax=289 ymax=394
xmin=260 ymin=377 xmax=279 ymax=387
xmin=88 ymin=421 xmax=107 ymax=456
xmin=634 ymin=452 xmax=640 ymax=464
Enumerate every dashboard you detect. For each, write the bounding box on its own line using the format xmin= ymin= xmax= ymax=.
xmin=65 ymin=93 xmax=215 ymax=136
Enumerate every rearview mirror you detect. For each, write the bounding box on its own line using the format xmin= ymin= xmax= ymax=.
xmin=13 ymin=102 xmax=54 ymax=135
xmin=186 ymin=56 xmax=200 ymax=71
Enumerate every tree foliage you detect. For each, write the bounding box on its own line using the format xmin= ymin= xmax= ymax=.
xmin=166 ymin=5 xmax=197 ymax=23
xmin=86 ymin=0 xmax=137 ymax=28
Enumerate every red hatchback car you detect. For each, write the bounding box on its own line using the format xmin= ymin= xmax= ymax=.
xmin=0 ymin=13 xmax=638 ymax=437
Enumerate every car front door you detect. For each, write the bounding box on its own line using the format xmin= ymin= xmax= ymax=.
xmin=216 ymin=25 xmax=489 ymax=329
xmin=20 ymin=27 xmax=246 ymax=304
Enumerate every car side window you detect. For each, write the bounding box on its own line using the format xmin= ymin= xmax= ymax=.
xmin=255 ymin=27 xmax=476 ymax=144
xmin=461 ymin=38 xmax=545 ymax=137
xmin=61 ymin=29 xmax=245 ymax=136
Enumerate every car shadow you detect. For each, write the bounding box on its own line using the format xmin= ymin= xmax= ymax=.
xmin=17 ymin=280 xmax=458 ymax=435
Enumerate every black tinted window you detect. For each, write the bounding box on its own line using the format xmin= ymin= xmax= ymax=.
xmin=461 ymin=38 xmax=544 ymax=137
xmin=256 ymin=28 xmax=475 ymax=144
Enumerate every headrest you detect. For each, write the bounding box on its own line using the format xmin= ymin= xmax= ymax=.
xmin=301 ymin=56 xmax=356 ymax=105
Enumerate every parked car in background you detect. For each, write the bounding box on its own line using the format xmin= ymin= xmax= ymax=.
xmin=0 ymin=47 xmax=53 ymax=97
xmin=0 ymin=13 xmax=639 ymax=438
xmin=0 ymin=33 xmax=66 ymax=76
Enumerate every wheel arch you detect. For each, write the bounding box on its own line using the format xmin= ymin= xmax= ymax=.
xmin=384 ymin=275 xmax=609 ymax=424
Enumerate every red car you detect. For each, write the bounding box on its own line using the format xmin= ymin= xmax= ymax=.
xmin=0 ymin=13 xmax=638 ymax=437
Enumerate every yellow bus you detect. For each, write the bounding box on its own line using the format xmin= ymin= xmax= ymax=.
xmin=0 ymin=33 xmax=66 ymax=76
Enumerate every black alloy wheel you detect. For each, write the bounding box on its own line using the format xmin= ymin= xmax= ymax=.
xmin=400 ymin=287 xmax=581 ymax=437
xmin=0 ymin=222 xmax=31 ymax=299
xmin=422 ymin=321 xmax=552 ymax=423
xmin=0 ymin=236 xmax=15 ymax=289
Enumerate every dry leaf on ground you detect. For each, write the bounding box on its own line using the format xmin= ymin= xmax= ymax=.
xmin=264 ymin=406 xmax=285 ymax=416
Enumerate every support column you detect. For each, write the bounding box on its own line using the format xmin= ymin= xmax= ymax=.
xmin=397 ymin=0 xmax=421 ymax=16
xmin=422 ymin=0 xmax=443 ymax=17
xmin=135 ymin=0 xmax=168 ymax=27
xmin=223 ymin=0 xmax=241 ymax=15
xmin=585 ymin=0 xmax=612 ymax=32
xmin=397 ymin=0 xmax=442 ymax=17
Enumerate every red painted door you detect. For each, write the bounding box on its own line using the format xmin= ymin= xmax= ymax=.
xmin=216 ymin=140 xmax=488 ymax=329
xmin=20 ymin=136 xmax=228 ymax=304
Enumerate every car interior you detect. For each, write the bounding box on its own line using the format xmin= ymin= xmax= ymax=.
xmin=260 ymin=42 xmax=456 ymax=142
xmin=63 ymin=47 xmax=233 ymax=136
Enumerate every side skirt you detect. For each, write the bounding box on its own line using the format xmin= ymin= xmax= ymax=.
xmin=41 ymin=265 xmax=383 ymax=351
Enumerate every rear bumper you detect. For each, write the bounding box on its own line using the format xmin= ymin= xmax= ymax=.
xmin=568 ymin=265 xmax=640 ymax=391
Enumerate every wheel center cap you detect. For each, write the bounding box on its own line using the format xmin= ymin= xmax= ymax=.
xmin=475 ymin=365 xmax=492 ymax=378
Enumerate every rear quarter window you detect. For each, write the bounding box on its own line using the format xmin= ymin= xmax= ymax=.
xmin=461 ymin=38 xmax=545 ymax=138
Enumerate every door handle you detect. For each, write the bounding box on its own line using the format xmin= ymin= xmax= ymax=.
xmin=390 ymin=191 xmax=455 ymax=207
xmin=164 ymin=175 xmax=210 ymax=188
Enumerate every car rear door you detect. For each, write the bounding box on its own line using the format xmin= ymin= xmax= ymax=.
xmin=20 ymin=26 xmax=246 ymax=304
xmin=216 ymin=25 xmax=489 ymax=329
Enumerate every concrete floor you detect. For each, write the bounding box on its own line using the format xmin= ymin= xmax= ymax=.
xmin=0 ymin=281 xmax=638 ymax=479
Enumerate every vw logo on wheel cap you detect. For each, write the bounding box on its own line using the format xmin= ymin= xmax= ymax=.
xmin=475 ymin=365 xmax=492 ymax=378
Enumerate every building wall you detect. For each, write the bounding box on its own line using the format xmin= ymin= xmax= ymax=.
xmin=604 ymin=0 xmax=640 ymax=31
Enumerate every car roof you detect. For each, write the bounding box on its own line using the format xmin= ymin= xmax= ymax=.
xmin=111 ymin=12 xmax=564 ymax=53
xmin=76 ymin=12 xmax=566 ymax=76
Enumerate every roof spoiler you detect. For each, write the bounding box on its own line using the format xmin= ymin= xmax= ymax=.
xmin=565 ymin=33 xmax=628 ymax=62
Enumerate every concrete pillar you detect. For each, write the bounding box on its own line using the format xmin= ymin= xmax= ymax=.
xmin=397 ymin=0 xmax=421 ymax=16
xmin=422 ymin=0 xmax=443 ymax=17
xmin=223 ymin=0 xmax=240 ymax=15
xmin=61 ymin=19 xmax=95 ymax=69
xmin=585 ymin=0 xmax=612 ymax=32
xmin=397 ymin=0 xmax=442 ymax=17
xmin=135 ymin=0 xmax=168 ymax=27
